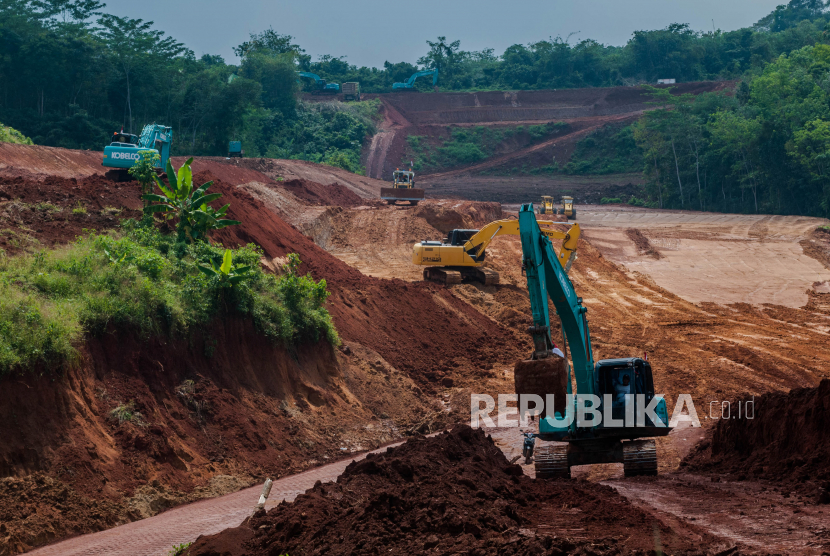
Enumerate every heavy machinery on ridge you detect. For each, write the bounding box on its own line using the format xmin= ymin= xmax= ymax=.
xmin=103 ymin=124 xmax=172 ymax=178
xmin=514 ymin=203 xmax=670 ymax=478
xmin=393 ymin=69 xmax=439 ymax=91
xmin=381 ymin=169 xmax=425 ymax=205
xmin=413 ymin=217 xmax=579 ymax=286
xmin=298 ymin=72 xmax=340 ymax=94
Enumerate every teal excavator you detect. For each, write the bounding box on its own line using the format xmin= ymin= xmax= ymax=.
xmin=515 ymin=203 xmax=671 ymax=478
xmin=393 ymin=69 xmax=439 ymax=91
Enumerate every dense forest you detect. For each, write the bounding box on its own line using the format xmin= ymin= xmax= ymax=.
xmin=2 ymin=0 xmax=830 ymax=214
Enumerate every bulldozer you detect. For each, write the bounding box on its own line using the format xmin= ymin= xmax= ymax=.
xmin=413 ymin=218 xmax=579 ymax=286
xmin=560 ymin=195 xmax=576 ymax=219
xmin=538 ymin=196 xmax=556 ymax=216
xmin=381 ymin=169 xmax=425 ymax=206
xmin=513 ymin=203 xmax=670 ymax=478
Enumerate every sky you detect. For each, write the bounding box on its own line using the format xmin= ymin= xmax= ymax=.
xmin=102 ymin=0 xmax=786 ymax=67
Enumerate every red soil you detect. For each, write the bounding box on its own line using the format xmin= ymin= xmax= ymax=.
xmin=0 ymin=174 xmax=142 ymax=253
xmin=188 ymin=426 xmax=705 ymax=556
xmin=279 ymin=178 xmax=364 ymax=207
xmin=684 ymin=379 xmax=830 ymax=500
xmin=201 ymin=170 xmax=527 ymax=390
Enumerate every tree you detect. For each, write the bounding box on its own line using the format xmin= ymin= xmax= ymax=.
xmin=97 ymin=14 xmax=188 ymax=132
xmin=418 ymin=36 xmax=461 ymax=84
xmin=233 ymin=28 xmax=303 ymax=58
xmin=790 ymin=119 xmax=830 ymax=213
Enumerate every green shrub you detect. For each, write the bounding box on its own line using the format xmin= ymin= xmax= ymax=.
xmin=0 ymin=123 xmax=33 ymax=145
xmin=0 ymin=221 xmax=338 ymax=376
xmin=109 ymin=401 xmax=143 ymax=424
xmin=72 ymin=202 xmax=87 ymax=215
xmin=168 ymin=542 xmax=192 ymax=556
xmin=600 ymin=197 xmax=622 ymax=204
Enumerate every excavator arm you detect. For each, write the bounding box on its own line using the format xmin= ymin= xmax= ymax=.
xmin=463 ymin=218 xmax=580 ymax=271
xmin=517 ymin=205 xmax=593 ymax=397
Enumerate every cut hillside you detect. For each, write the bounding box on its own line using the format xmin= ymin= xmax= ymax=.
xmin=362 ymin=82 xmax=731 ymax=182
xmin=0 ymin=157 xmax=528 ymax=553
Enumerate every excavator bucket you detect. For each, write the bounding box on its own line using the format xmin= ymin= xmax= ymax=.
xmin=514 ymin=356 xmax=568 ymax=419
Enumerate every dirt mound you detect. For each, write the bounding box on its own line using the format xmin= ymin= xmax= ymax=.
xmin=0 ymin=473 xmax=124 ymax=553
xmin=413 ymin=200 xmax=503 ymax=233
xmin=684 ymin=380 xmax=830 ymax=494
xmin=188 ymin=426 xmax=700 ymax=556
xmin=279 ymin=178 xmax=363 ymax=207
xmin=625 ymin=228 xmax=661 ymax=259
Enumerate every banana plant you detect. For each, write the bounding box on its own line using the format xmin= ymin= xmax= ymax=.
xmin=197 ymin=249 xmax=253 ymax=286
xmin=142 ymin=158 xmax=240 ymax=243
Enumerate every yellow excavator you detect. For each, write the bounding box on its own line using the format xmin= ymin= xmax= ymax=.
xmin=413 ymin=218 xmax=580 ymax=285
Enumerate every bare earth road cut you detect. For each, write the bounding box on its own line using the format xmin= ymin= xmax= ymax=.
xmin=572 ymin=205 xmax=830 ymax=308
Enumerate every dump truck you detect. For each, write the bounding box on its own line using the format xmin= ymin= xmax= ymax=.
xmin=380 ymin=169 xmax=425 ymax=206
xmin=228 ymin=141 xmax=243 ymax=158
xmin=342 ymin=82 xmax=361 ymax=101
xmin=560 ymin=196 xmax=576 ymax=219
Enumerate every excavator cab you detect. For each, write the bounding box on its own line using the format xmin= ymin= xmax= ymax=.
xmin=111 ymin=132 xmax=138 ymax=146
xmin=445 ymin=229 xmax=477 ymax=246
xmin=595 ymin=358 xmax=666 ymax=427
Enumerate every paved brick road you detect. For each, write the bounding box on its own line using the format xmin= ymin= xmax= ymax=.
xmin=28 ymin=444 xmax=401 ymax=556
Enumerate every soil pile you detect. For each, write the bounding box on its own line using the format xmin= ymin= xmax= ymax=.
xmin=205 ymin=171 xmax=527 ymax=390
xmin=684 ymin=380 xmax=830 ymax=494
xmin=413 ymin=200 xmax=502 ymax=233
xmin=0 ymin=474 xmax=124 ymax=553
xmin=188 ymin=426 xmax=700 ymax=556
xmin=625 ymin=228 xmax=661 ymax=259
xmin=279 ymin=178 xmax=363 ymax=207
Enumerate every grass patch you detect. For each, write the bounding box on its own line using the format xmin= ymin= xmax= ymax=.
xmin=71 ymin=202 xmax=87 ymax=215
xmin=35 ymin=202 xmax=61 ymax=213
xmin=101 ymin=206 xmax=123 ymax=216
xmin=0 ymin=219 xmax=338 ymax=376
xmin=109 ymin=401 xmax=143 ymax=424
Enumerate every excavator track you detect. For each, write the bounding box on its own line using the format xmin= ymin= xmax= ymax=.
xmin=622 ymin=439 xmax=658 ymax=476
xmin=423 ymin=268 xmax=462 ymax=285
xmin=534 ymin=443 xmax=570 ymax=479
xmin=474 ymin=267 xmax=500 ymax=286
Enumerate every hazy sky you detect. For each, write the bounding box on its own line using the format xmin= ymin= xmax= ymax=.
xmin=102 ymin=0 xmax=785 ymax=67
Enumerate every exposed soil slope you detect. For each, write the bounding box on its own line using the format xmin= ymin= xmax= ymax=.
xmin=0 ymin=159 xmax=529 ymax=553
xmin=188 ymin=426 xmax=708 ymax=556
xmin=363 ymin=82 xmax=732 ymax=181
xmin=685 ymin=380 xmax=830 ymax=490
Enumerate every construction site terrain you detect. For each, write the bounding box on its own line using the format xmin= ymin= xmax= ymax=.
xmin=0 ymin=101 xmax=829 ymax=555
